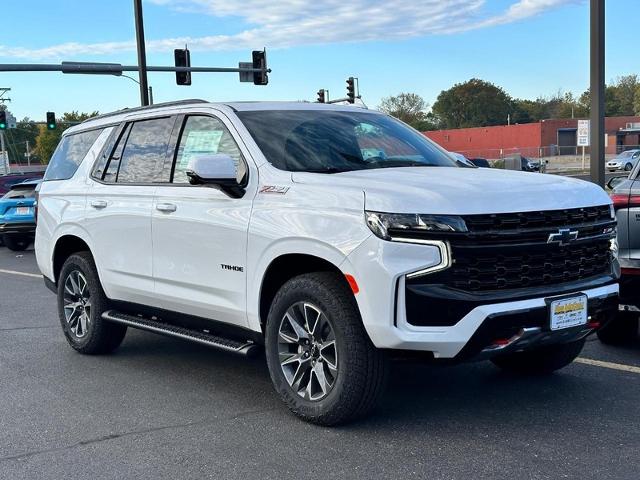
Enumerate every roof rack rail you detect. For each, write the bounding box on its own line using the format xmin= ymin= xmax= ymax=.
xmin=82 ymin=99 xmax=208 ymax=123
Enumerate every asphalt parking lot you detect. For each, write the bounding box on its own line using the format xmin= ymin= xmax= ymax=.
xmin=0 ymin=247 xmax=639 ymax=480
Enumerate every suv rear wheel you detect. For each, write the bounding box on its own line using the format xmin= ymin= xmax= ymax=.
xmin=2 ymin=234 xmax=31 ymax=251
xmin=265 ymin=272 xmax=388 ymax=425
xmin=57 ymin=252 xmax=127 ymax=354
xmin=491 ymin=339 xmax=585 ymax=375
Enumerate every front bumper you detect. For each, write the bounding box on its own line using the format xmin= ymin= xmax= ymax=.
xmin=344 ymin=235 xmax=619 ymax=359
xmin=0 ymin=222 xmax=36 ymax=235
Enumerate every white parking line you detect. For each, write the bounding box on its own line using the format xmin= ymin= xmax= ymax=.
xmin=576 ymin=357 xmax=640 ymax=374
xmin=0 ymin=268 xmax=42 ymax=279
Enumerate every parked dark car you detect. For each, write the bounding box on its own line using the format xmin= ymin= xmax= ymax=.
xmin=469 ymin=157 xmax=491 ymax=168
xmin=0 ymin=179 xmax=40 ymax=251
xmin=0 ymin=172 xmax=44 ymax=196
xmin=601 ymin=173 xmax=640 ymax=344
xmin=521 ymin=156 xmax=540 ymax=172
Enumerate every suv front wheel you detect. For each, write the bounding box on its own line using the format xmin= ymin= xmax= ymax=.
xmin=491 ymin=339 xmax=585 ymax=375
xmin=57 ymin=252 xmax=127 ymax=354
xmin=265 ymin=272 xmax=388 ymax=425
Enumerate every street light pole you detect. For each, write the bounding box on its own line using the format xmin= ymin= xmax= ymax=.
xmin=590 ymin=0 xmax=605 ymax=187
xmin=133 ymin=0 xmax=150 ymax=106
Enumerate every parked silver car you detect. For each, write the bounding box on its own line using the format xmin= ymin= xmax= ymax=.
xmin=606 ymin=149 xmax=640 ymax=172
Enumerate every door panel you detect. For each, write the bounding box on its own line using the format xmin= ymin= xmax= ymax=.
xmin=151 ymin=114 xmax=252 ymax=327
xmin=152 ymin=186 xmax=251 ymax=326
xmin=85 ymin=183 xmax=157 ymax=304
xmin=85 ymin=116 xmax=176 ymax=304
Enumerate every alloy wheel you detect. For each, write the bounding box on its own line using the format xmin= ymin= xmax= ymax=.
xmin=277 ymin=302 xmax=338 ymax=401
xmin=63 ymin=270 xmax=92 ymax=338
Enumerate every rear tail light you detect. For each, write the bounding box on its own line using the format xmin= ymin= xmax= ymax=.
xmin=610 ymin=193 xmax=640 ymax=211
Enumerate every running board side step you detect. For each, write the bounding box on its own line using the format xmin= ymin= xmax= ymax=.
xmin=102 ymin=310 xmax=260 ymax=357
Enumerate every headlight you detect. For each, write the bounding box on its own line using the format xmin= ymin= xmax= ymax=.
xmin=610 ymin=237 xmax=618 ymax=260
xmin=365 ymin=211 xmax=467 ymax=242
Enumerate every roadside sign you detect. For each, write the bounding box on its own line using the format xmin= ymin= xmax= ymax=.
xmin=577 ymin=119 xmax=590 ymax=147
xmin=238 ymin=62 xmax=253 ymax=83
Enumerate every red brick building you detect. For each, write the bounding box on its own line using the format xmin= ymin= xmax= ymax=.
xmin=425 ymin=116 xmax=640 ymax=159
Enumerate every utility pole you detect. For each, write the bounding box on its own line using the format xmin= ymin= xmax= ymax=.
xmin=133 ymin=0 xmax=150 ymax=106
xmin=590 ymin=0 xmax=605 ymax=187
xmin=0 ymin=131 xmax=7 ymax=174
xmin=0 ymin=89 xmax=8 ymax=174
xmin=25 ymin=140 xmax=31 ymax=166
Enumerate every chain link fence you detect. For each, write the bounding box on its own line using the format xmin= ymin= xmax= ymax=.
xmin=454 ymin=145 xmax=640 ymax=173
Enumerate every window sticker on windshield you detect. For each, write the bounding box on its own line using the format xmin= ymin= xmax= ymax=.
xmin=179 ymin=130 xmax=223 ymax=167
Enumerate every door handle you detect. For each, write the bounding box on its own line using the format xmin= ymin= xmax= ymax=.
xmin=90 ymin=200 xmax=108 ymax=209
xmin=156 ymin=203 xmax=177 ymax=213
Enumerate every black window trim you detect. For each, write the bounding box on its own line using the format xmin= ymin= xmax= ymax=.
xmin=91 ymin=114 xmax=178 ymax=186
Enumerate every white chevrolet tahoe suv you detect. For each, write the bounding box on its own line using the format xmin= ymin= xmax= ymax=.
xmin=36 ymin=100 xmax=619 ymax=425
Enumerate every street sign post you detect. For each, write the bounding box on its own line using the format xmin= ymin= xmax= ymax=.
xmin=577 ymin=120 xmax=590 ymax=147
xmin=578 ymin=119 xmax=590 ymax=170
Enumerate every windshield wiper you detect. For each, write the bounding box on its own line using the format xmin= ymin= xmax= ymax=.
xmin=299 ymin=167 xmax=354 ymax=174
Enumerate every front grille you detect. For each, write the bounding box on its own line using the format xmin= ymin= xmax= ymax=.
xmin=439 ymin=240 xmax=612 ymax=291
xmin=463 ymin=205 xmax=612 ymax=232
xmin=408 ymin=205 xmax=616 ymax=293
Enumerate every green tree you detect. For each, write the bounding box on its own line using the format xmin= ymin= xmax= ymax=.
xmin=431 ymin=79 xmax=514 ymax=129
xmin=4 ymin=117 xmax=40 ymax=165
xmin=34 ymin=111 xmax=99 ymax=163
xmin=378 ymin=93 xmax=432 ymax=130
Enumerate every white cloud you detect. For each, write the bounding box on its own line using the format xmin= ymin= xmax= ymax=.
xmin=0 ymin=0 xmax=583 ymax=60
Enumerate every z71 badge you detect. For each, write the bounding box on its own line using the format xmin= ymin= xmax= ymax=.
xmin=259 ymin=185 xmax=290 ymax=194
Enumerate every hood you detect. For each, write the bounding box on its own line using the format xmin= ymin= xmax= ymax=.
xmin=291 ymin=167 xmax=611 ymax=215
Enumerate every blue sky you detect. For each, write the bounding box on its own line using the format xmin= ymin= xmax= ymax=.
xmin=0 ymin=0 xmax=637 ymax=120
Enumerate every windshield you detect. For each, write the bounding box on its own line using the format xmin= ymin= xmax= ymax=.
xmin=236 ymin=110 xmax=459 ymax=173
xmin=618 ymin=150 xmax=636 ymax=158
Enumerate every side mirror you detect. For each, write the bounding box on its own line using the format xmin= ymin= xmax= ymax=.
xmin=186 ymin=154 xmax=237 ymax=186
xmin=607 ymin=176 xmax=625 ymax=190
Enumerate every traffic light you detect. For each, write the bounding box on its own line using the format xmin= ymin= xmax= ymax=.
xmin=46 ymin=112 xmax=56 ymax=130
xmin=0 ymin=111 xmax=6 ymax=130
xmin=317 ymin=89 xmax=326 ymax=103
xmin=252 ymin=49 xmax=268 ymax=86
xmin=346 ymin=77 xmax=356 ymax=104
xmin=174 ymin=48 xmax=192 ymax=86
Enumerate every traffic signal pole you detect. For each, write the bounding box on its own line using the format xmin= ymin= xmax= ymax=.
xmin=133 ymin=0 xmax=150 ymax=106
xmin=590 ymin=0 xmax=605 ymax=187
xmin=0 ymin=63 xmax=267 ymax=76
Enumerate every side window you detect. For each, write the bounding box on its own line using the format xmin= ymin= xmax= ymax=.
xmin=173 ymin=116 xmax=246 ymax=184
xmin=92 ymin=126 xmax=122 ymax=180
xmin=116 ymin=117 xmax=175 ymax=184
xmin=44 ymin=128 xmax=104 ymax=181
xmin=103 ymin=124 xmax=132 ymax=183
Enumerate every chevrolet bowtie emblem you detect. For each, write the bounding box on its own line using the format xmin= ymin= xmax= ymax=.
xmin=547 ymin=228 xmax=579 ymax=246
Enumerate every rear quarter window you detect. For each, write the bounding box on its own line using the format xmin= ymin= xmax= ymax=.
xmin=44 ymin=128 xmax=104 ymax=181
xmin=2 ymin=187 xmax=36 ymax=200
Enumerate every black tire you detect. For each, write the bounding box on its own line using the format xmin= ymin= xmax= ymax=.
xmin=57 ymin=252 xmax=127 ymax=354
xmin=597 ymin=311 xmax=639 ymax=345
xmin=2 ymin=234 xmax=31 ymax=251
xmin=625 ymin=162 xmax=633 ymax=171
xmin=265 ymin=272 xmax=388 ymax=426
xmin=491 ymin=339 xmax=585 ymax=375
